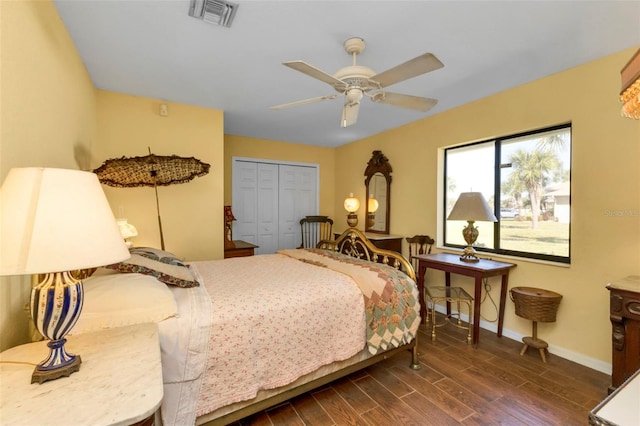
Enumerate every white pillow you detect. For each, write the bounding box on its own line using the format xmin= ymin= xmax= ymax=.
xmin=70 ymin=272 xmax=179 ymax=335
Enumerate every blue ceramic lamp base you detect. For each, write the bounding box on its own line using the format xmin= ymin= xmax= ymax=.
xmin=30 ymin=271 xmax=84 ymax=384
xmin=31 ymin=342 xmax=81 ymax=384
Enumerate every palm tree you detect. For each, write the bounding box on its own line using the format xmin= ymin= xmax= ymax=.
xmin=446 ymin=176 xmax=457 ymax=210
xmin=502 ymin=173 xmax=526 ymax=214
xmin=509 ymin=149 xmax=559 ymax=229
xmin=537 ymin=133 xmax=568 ymax=153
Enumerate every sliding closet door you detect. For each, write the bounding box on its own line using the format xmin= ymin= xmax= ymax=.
xmin=232 ymin=158 xmax=318 ymax=254
xmin=278 ymin=164 xmax=317 ymax=250
xmin=256 ymin=163 xmax=279 ymax=254
xmin=232 ymin=161 xmax=259 ymax=245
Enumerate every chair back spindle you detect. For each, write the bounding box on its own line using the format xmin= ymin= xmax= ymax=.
xmin=406 ymin=235 xmax=435 ymax=271
xmin=299 ymin=216 xmax=334 ymax=249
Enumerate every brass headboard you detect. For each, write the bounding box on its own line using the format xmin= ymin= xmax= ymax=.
xmin=317 ymin=228 xmax=415 ymax=281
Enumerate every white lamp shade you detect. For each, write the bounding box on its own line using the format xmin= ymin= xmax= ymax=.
xmin=447 ymin=192 xmax=497 ymax=222
xmin=344 ymin=193 xmax=360 ymax=213
xmin=0 ymin=168 xmax=130 ymax=275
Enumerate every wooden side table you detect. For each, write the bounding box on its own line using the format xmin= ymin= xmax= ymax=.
xmin=414 ymin=253 xmax=516 ymax=346
xmin=0 ymin=323 xmax=163 ymax=425
xmin=224 ymin=240 xmax=258 ymax=258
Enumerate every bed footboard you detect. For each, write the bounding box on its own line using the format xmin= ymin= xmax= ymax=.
xmin=197 ymin=339 xmax=419 ymax=426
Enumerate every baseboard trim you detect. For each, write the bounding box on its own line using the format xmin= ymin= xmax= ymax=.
xmin=430 ymin=305 xmax=612 ymax=375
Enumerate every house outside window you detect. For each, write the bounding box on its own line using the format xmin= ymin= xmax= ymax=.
xmin=444 ymin=124 xmax=571 ymax=264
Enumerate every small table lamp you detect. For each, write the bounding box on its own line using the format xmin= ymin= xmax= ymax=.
xmin=447 ymin=192 xmax=497 ymax=262
xmin=344 ymin=193 xmax=360 ymax=228
xmin=116 ymin=218 xmax=138 ymax=247
xmin=0 ymin=168 xmax=130 ymax=383
xmin=224 ymin=205 xmax=236 ymax=249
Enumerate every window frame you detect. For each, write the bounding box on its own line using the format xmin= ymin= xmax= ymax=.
xmin=443 ymin=123 xmax=572 ymax=264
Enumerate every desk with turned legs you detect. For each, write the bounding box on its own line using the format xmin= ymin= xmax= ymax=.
xmin=414 ymin=253 xmax=516 ymax=346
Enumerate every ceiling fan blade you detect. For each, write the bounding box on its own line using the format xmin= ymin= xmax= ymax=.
xmin=341 ymin=101 xmax=360 ymax=128
xmin=371 ymin=92 xmax=438 ymax=112
xmin=270 ymin=94 xmax=340 ymax=110
xmin=283 ymin=61 xmax=345 ymax=88
xmin=370 ymin=53 xmax=444 ymax=88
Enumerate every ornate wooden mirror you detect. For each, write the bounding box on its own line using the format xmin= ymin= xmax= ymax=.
xmin=364 ymin=150 xmax=392 ymax=234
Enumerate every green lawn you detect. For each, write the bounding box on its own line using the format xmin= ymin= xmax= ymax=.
xmin=500 ymin=220 xmax=569 ymax=256
xmin=446 ymin=220 xmax=569 ymax=257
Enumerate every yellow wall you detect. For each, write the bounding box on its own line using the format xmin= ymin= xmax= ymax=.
xmin=0 ymin=0 xmax=98 ymax=350
xmin=2 ymin=0 xmax=638 ymax=371
xmin=335 ymin=47 xmax=640 ymax=369
xmin=224 ymin=135 xmax=336 ymax=219
xmin=95 ymin=91 xmax=224 ymax=262
xmin=0 ymin=2 xmax=224 ymax=351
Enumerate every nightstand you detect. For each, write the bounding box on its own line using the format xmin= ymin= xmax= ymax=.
xmin=0 ymin=323 xmax=163 ymax=426
xmin=224 ymin=240 xmax=258 ymax=258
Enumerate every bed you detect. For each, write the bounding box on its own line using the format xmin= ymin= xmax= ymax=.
xmin=71 ymin=228 xmax=421 ymax=426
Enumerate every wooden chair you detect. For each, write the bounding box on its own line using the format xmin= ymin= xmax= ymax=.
xmin=299 ymin=216 xmax=334 ymax=249
xmin=405 ymin=235 xmax=435 ymax=272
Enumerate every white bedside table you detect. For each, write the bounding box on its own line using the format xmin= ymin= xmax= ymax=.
xmin=0 ymin=323 xmax=163 ymax=426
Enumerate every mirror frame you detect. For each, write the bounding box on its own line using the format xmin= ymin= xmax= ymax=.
xmin=364 ymin=150 xmax=392 ymax=234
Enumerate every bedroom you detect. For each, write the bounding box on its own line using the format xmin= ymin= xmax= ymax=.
xmin=0 ymin=0 xmax=639 ymax=424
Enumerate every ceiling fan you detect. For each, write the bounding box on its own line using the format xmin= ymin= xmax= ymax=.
xmin=270 ymin=37 xmax=444 ymax=128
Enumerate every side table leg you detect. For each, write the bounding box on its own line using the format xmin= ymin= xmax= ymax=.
xmin=418 ymin=263 xmax=427 ymax=323
xmin=497 ymin=274 xmax=509 ymax=337
xmin=473 ymin=277 xmax=482 ymax=346
xmin=445 ymin=272 xmax=452 ymax=317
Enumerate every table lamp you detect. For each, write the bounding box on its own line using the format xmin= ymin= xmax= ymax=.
xmin=224 ymin=205 xmax=236 ymax=249
xmin=116 ymin=218 xmax=138 ymax=248
xmin=0 ymin=168 xmax=130 ymax=383
xmin=447 ymin=192 xmax=497 ymax=262
xmin=344 ymin=193 xmax=360 ymax=227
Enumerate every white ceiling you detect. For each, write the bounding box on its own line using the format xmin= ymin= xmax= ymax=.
xmin=52 ymin=0 xmax=640 ymax=148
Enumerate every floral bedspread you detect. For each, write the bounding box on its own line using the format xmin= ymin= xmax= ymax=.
xmin=191 ymin=253 xmax=366 ymax=416
xmin=279 ymin=249 xmax=421 ymax=354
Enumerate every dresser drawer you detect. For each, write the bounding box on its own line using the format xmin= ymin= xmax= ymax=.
xmin=610 ymin=291 xmax=640 ymax=321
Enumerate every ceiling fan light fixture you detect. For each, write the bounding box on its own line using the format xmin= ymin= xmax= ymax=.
xmin=346 ymin=88 xmax=363 ymax=105
xmin=188 ymin=0 xmax=238 ymax=28
xmin=271 ymin=36 xmax=443 ymax=127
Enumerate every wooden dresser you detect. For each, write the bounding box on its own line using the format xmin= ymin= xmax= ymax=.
xmin=224 ymin=240 xmax=258 ymax=258
xmin=364 ymin=233 xmax=403 ymax=253
xmin=335 ymin=232 xmax=403 ymax=254
xmin=607 ymin=275 xmax=640 ymax=391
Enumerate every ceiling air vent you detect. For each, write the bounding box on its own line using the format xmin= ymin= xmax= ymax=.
xmin=189 ymin=0 xmax=238 ymax=28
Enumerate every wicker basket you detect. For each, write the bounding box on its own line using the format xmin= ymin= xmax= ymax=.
xmin=510 ymin=287 xmax=562 ymax=323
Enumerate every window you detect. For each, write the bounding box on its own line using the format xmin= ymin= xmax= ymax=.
xmin=444 ymin=124 xmax=571 ymax=263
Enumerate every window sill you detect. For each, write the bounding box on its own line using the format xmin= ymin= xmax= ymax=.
xmin=435 ymin=246 xmax=571 ymax=268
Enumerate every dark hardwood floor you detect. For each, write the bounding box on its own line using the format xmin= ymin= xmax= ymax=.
xmin=233 ymin=317 xmax=610 ymax=425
